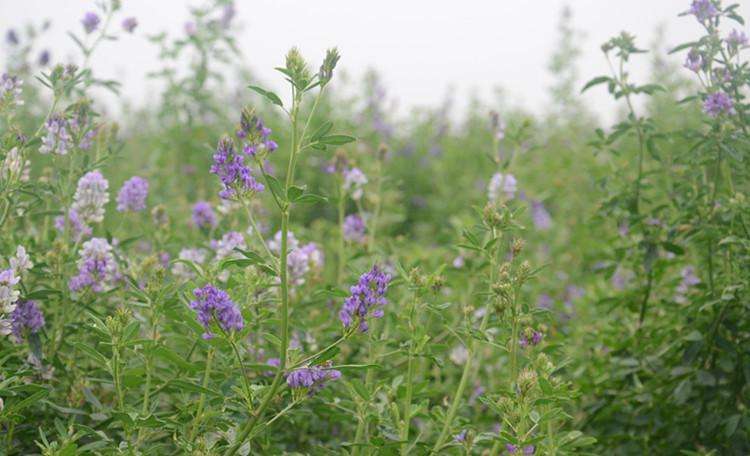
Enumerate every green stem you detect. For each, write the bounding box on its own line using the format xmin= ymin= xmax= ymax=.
xmin=189 ymin=348 xmax=214 ymax=442
xmin=337 ymin=180 xmax=346 ymax=285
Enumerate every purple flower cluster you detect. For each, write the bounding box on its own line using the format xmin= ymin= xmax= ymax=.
xmin=286 ymin=363 xmax=342 ymax=392
xmin=39 ymin=114 xmax=72 ymax=155
xmin=54 ymin=208 xmax=93 ymax=241
xmin=675 ymin=266 xmax=700 ymax=304
xmin=505 ymin=444 xmax=535 ymax=455
xmin=689 ymin=0 xmax=719 ymax=22
xmin=339 ymin=265 xmax=392 ymax=332
xmin=530 ymin=200 xmax=551 ymax=231
xmin=488 ymin=172 xmax=517 ymax=202
xmin=210 ymin=137 xmax=264 ymax=200
xmin=116 ymin=176 xmax=149 ymax=212
xmin=1 ymin=73 xmax=23 ymax=107
xmin=81 ymin=12 xmax=100 ymax=34
xmin=727 ymin=29 xmax=748 ymax=50
xmin=10 ymin=300 xmax=44 ymax=343
xmin=192 ymin=201 xmax=217 ymax=229
xmin=343 ymin=214 xmax=366 ymax=243
xmin=6 ymin=29 xmax=18 ymax=46
xmin=703 ymin=91 xmax=735 ymax=117
xmin=72 ymin=170 xmax=109 ymax=224
xmin=518 ymin=328 xmax=543 ymax=348
xmin=236 ymin=109 xmax=278 ymax=156
xmin=190 ymin=284 xmax=244 ymax=339
xmin=684 ymin=49 xmax=703 ymax=72
xmin=122 ymin=17 xmax=138 ymax=33
xmin=70 ymin=238 xmax=118 ymax=293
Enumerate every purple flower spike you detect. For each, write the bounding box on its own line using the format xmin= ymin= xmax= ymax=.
xmin=190 ymin=284 xmax=244 ymax=339
xmin=192 ymin=201 xmax=217 ymax=229
xmin=703 ymin=91 xmax=735 ymax=118
xmin=339 ymin=265 xmax=392 ymax=332
xmin=122 ymin=17 xmax=138 ymax=33
xmin=10 ymin=300 xmax=44 ymax=343
xmin=82 ymin=12 xmax=101 ymax=34
xmin=116 ymin=176 xmax=149 ymax=212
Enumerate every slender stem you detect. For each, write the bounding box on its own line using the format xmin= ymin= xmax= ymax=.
xmin=189 ymin=348 xmax=214 ymax=442
xmin=337 ymin=180 xmax=346 ymax=285
xmin=288 ymin=335 xmax=347 ymax=371
xmin=242 ymin=199 xmax=276 ymax=264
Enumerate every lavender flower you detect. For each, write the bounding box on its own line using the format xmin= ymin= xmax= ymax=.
xmin=54 ymin=208 xmax=92 ymax=241
xmin=488 ymin=172 xmax=517 ymax=202
xmin=0 ymin=268 xmax=20 ymax=315
xmin=220 ymin=2 xmax=236 ymax=28
xmin=9 ymin=246 xmax=33 ymax=274
xmin=339 ymin=265 xmax=392 ymax=332
xmin=530 ymin=200 xmax=552 ymax=230
xmin=343 ymin=167 xmax=368 ymax=200
xmin=454 ymin=430 xmax=468 ymax=443
xmin=703 ymin=91 xmax=735 ymax=117
xmin=184 ymin=21 xmax=197 ymax=37
xmin=192 ymin=201 xmax=218 ymax=229
xmin=210 ymin=137 xmax=264 ymax=200
xmin=5 ymin=29 xmax=18 ymax=45
xmin=684 ymin=49 xmax=703 ymax=72
xmin=537 ymin=293 xmax=553 ymax=309
xmin=211 ymin=231 xmax=246 ymax=261
xmin=38 ymin=50 xmax=50 ymax=66
xmin=675 ymin=266 xmax=700 ymax=303
xmin=39 ymin=114 xmax=72 ymax=155
xmin=236 ymin=109 xmax=277 ymax=156
xmin=727 ymin=29 xmax=748 ymax=51
xmin=523 ymin=445 xmax=535 ymax=455
xmin=286 ymin=364 xmax=341 ymax=392
xmin=122 ymin=17 xmax=138 ymax=33
xmin=116 ymin=176 xmax=149 ymax=212
xmin=0 ymin=74 xmax=23 ymax=107
xmin=72 ymin=170 xmax=109 ymax=224
xmin=288 ymin=242 xmax=324 ymax=286
xmin=69 ymin=238 xmax=118 ymax=293
xmin=81 ymin=12 xmax=101 ymax=34
xmin=10 ymin=300 xmax=44 ymax=343
xmin=343 ymin=214 xmax=366 ymax=243
xmin=506 ymin=444 xmax=518 ymax=454
xmin=190 ymin=284 xmax=244 ymax=339
xmin=689 ymin=0 xmax=719 ymax=22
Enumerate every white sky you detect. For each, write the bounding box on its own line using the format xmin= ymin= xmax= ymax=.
xmin=0 ymin=0 xmax=719 ymax=119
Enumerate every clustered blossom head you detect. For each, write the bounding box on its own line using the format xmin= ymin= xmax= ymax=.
xmin=703 ymin=91 xmax=735 ymax=117
xmin=72 ymin=170 xmax=109 ymax=224
xmin=0 ymin=73 xmax=23 ymax=108
xmin=81 ymin=12 xmax=100 ymax=34
xmin=689 ymin=0 xmax=719 ymax=22
xmin=40 ymin=114 xmax=72 ymax=155
xmin=69 ymin=238 xmax=118 ymax=293
xmin=518 ymin=327 xmax=544 ymax=348
xmin=211 ymin=231 xmax=246 ymax=261
xmin=343 ymin=214 xmax=366 ymax=243
xmin=684 ymin=49 xmax=703 ymax=72
xmin=5 ymin=29 xmax=18 ymax=46
xmin=727 ymin=29 xmax=748 ymax=51
xmin=505 ymin=444 xmax=535 ymax=455
xmin=190 ymin=284 xmax=244 ymax=339
xmin=122 ymin=17 xmax=138 ymax=33
xmin=54 ymin=208 xmax=92 ymax=241
xmin=10 ymin=300 xmax=44 ymax=343
xmin=236 ymin=108 xmax=277 ymax=156
xmin=488 ymin=172 xmax=517 ymax=202
xmin=286 ymin=363 xmax=342 ymax=393
xmin=530 ymin=200 xmax=551 ymax=231
xmin=343 ymin=167 xmax=368 ymax=200
xmin=38 ymin=50 xmax=50 ymax=66
xmin=2 ymin=147 xmax=29 ymax=183
xmin=192 ymin=201 xmax=217 ymax=229
xmin=0 ymin=247 xmax=31 ymax=331
xmin=269 ymin=231 xmax=323 ymax=286
xmin=116 ymin=176 xmax=149 ymax=212
xmin=210 ymin=136 xmax=264 ymax=200
xmin=171 ymin=248 xmax=208 ymax=281
xmin=339 ymin=265 xmax=392 ymax=332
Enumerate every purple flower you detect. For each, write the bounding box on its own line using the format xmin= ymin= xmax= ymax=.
xmin=184 ymin=21 xmax=197 ymax=36
xmin=70 ymin=238 xmax=118 ymax=293
xmin=684 ymin=49 xmax=703 ymax=72
xmin=537 ymin=293 xmax=553 ymax=309
xmin=343 ymin=168 xmax=368 ymax=200
xmin=675 ymin=266 xmax=700 ymax=303
xmin=39 ymin=114 xmax=72 ymax=155
xmin=10 ymin=300 xmax=44 ymax=343
xmin=210 ymin=137 xmax=264 ymax=200
xmin=454 ymin=430 xmax=468 ymax=443
xmin=339 ymin=265 xmax=392 ymax=332
xmin=523 ymin=445 xmax=535 ymax=455
xmin=530 ymin=200 xmax=552 ymax=231
xmin=286 ymin=364 xmax=341 ymax=392
xmin=190 ymin=284 xmax=244 ymax=339
xmin=727 ymin=29 xmax=748 ymax=51
xmin=220 ymin=2 xmax=236 ymax=28
xmin=488 ymin=173 xmax=517 ymax=202
xmin=116 ymin=176 xmax=148 ymax=212
xmin=343 ymin=214 xmax=366 ymax=243
xmin=5 ymin=29 xmax=19 ymax=46
xmin=0 ymin=73 xmax=23 ymax=108
xmin=38 ymin=50 xmax=50 ymax=66
xmin=689 ymin=0 xmax=719 ymax=22
xmin=703 ymin=91 xmax=735 ymax=117
xmin=531 ymin=331 xmax=543 ymax=345
xmin=122 ymin=17 xmax=138 ymax=33
xmin=81 ymin=12 xmax=101 ymax=34
xmin=54 ymin=208 xmax=92 ymax=241
xmin=192 ymin=201 xmax=217 ymax=229
xmin=72 ymin=170 xmax=109 ymax=224
xmin=506 ymin=444 xmax=518 ymax=454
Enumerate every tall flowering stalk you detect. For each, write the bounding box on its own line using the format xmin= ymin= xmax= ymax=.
xmin=226 ymin=47 xmax=347 ymax=455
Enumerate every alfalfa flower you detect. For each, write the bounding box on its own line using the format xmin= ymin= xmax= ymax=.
xmin=10 ymin=300 xmax=44 ymax=343
xmin=210 ymin=136 xmax=264 ymax=200
xmin=54 ymin=208 xmax=92 ymax=241
xmin=0 ymin=74 xmax=23 ymax=108
xmin=39 ymin=114 xmax=72 ymax=155
xmin=343 ymin=214 xmax=366 ymax=243
xmin=689 ymin=0 xmax=719 ymax=23
xmin=286 ymin=363 xmax=341 ymax=393
xmin=236 ymin=108 xmax=277 ymax=156
xmin=121 ymin=17 xmax=138 ymax=33
xmin=72 ymin=170 xmax=109 ymax=224
xmin=703 ymin=91 xmax=735 ymax=117
xmin=684 ymin=49 xmax=703 ymax=72
xmin=339 ymin=265 xmax=392 ymax=332
xmin=116 ymin=176 xmax=149 ymax=212
xmin=192 ymin=201 xmax=218 ymax=229
xmin=727 ymin=29 xmax=748 ymax=52
xmin=488 ymin=172 xmax=517 ymax=202
xmin=69 ymin=237 xmax=119 ymax=293
xmin=171 ymin=248 xmax=208 ymax=281
xmin=81 ymin=12 xmax=101 ymax=34
xmin=343 ymin=167 xmax=367 ymax=200
xmin=189 ymin=284 xmax=244 ymax=339
xmin=530 ymin=200 xmax=551 ymax=230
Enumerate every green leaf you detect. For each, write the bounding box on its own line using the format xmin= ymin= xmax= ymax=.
xmin=292 ymin=193 xmax=328 ymax=204
xmin=318 ymin=135 xmax=356 ymax=146
xmin=581 ymin=76 xmax=611 ymax=93
xmin=310 ymin=121 xmax=333 ymax=141
xmin=287 ymin=185 xmax=305 ymax=201
xmin=264 ymin=174 xmax=286 ymax=203
xmin=247 ymin=85 xmax=283 ymax=107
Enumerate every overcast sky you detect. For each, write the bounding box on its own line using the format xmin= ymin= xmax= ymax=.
xmin=0 ymin=0 xmax=714 ymax=119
